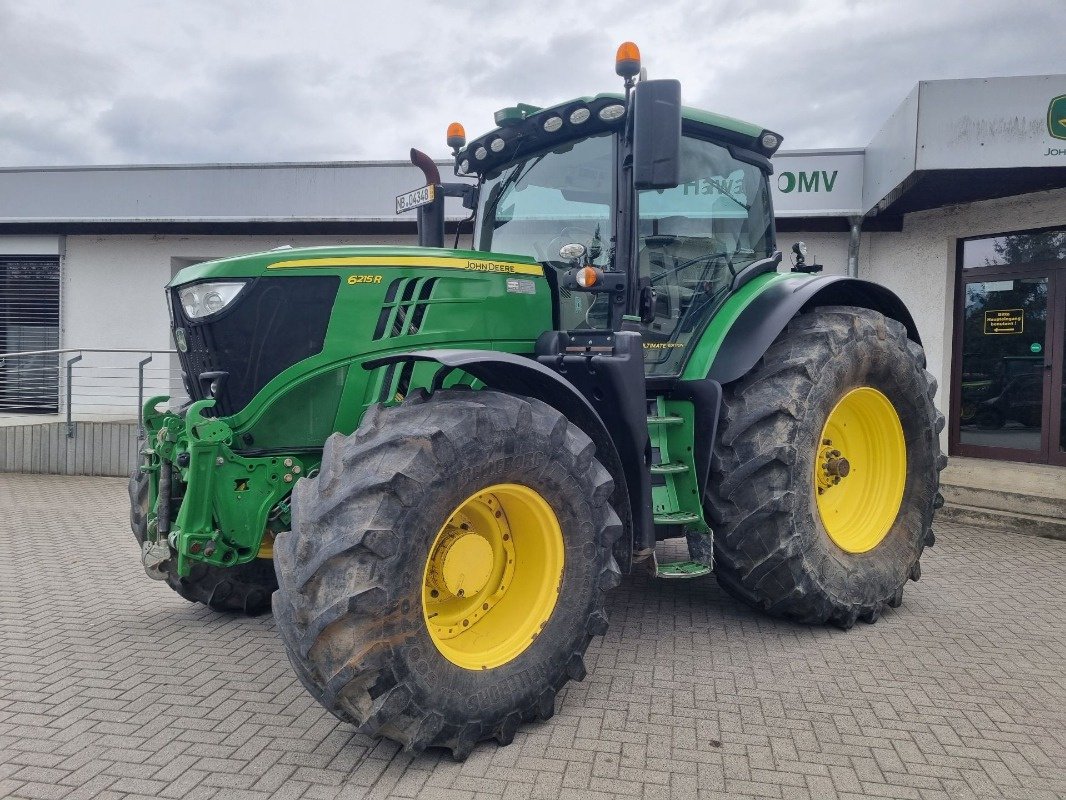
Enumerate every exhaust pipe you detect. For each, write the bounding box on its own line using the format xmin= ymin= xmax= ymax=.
xmin=410 ymin=148 xmax=445 ymax=248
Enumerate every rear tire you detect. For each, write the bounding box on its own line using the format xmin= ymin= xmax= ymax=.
xmin=272 ymin=389 xmax=622 ymax=758
xmin=128 ymin=468 xmax=276 ymax=614
xmin=707 ymin=306 xmax=945 ymax=628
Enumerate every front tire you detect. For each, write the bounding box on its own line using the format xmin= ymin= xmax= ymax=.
xmin=272 ymin=390 xmax=621 ymax=758
xmin=708 ymin=306 xmax=946 ymax=628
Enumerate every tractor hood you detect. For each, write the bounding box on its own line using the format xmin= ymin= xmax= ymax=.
xmin=165 ymin=245 xmax=552 ymax=436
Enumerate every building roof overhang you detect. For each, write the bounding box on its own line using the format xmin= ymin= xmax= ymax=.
xmin=0 ymin=74 xmax=1062 ymax=234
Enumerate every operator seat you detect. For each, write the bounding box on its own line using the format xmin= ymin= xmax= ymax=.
xmin=637 ymin=216 xmax=730 ymax=332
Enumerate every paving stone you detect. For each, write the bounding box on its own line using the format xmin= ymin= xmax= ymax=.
xmin=1 ymin=474 xmax=1064 ymax=799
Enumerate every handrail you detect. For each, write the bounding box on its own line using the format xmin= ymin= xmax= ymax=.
xmin=65 ymin=354 xmax=82 ymax=437
xmin=0 ymin=348 xmax=177 ymax=358
xmin=0 ymin=347 xmax=186 ymax=437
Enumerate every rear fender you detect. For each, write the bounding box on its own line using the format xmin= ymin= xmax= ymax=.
xmin=706 ymin=275 xmax=921 ymax=385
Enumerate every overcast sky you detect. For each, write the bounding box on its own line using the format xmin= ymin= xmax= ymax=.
xmin=1 ymin=0 xmax=1061 ymax=167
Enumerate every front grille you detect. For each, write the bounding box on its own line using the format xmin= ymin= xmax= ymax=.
xmin=171 ymin=275 xmax=340 ymax=416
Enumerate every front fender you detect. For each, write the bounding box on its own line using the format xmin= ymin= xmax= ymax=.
xmin=363 ymin=348 xmax=637 ymax=568
xmin=363 ymin=349 xmax=612 ymax=441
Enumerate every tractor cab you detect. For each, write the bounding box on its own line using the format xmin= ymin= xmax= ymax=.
xmin=424 ymin=45 xmax=783 ymax=381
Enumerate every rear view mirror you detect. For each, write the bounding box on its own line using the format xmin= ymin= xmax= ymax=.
xmin=632 ymin=79 xmax=682 ymax=190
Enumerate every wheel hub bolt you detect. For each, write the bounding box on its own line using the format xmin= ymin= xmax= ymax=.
xmin=825 ymin=457 xmax=851 ymax=478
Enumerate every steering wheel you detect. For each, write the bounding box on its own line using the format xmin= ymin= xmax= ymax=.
xmin=536 ymin=226 xmax=600 ymax=270
xmin=649 ymin=251 xmax=729 ymax=285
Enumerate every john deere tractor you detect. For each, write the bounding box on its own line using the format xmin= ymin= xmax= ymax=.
xmin=129 ymin=43 xmax=944 ymax=758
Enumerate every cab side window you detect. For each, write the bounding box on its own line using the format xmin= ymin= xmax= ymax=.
xmin=637 ymin=136 xmax=773 ymax=376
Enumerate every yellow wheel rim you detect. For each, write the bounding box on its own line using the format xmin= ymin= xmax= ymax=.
xmin=814 ymin=387 xmax=907 ymax=553
xmin=422 ymin=483 xmax=565 ymax=670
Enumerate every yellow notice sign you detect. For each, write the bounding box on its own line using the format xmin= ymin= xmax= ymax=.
xmin=983 ymin=309 xmax=1024 ymax=335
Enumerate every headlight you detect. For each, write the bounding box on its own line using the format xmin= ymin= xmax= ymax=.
xmin=178 ymin=281 xmax=246 ymax=320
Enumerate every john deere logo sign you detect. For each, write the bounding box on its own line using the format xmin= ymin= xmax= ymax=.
xmin=1049 ymin=95 xmax=1066 ymax=140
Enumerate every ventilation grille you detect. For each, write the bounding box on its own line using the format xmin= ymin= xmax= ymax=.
xmin=372 ymin=277 xmax=439 ymax=340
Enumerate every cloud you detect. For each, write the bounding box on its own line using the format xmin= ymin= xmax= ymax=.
xmin=95 ymin=54 xmax=360 ymax=163
xmin=0 ymin=0 xmax=1062 ymax=165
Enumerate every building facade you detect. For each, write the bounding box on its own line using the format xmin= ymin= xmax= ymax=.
xmin=1 ymin=74 xmax=1064 ymax=473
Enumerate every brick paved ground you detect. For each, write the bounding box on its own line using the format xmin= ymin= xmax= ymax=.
xmin=0 ymin=472 xmax=1064 ymax=800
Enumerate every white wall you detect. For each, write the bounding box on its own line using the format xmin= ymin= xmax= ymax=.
xmin=63 ymin=232 xmax=415 ymax=351
xmin=0 ymin=235 xmax=61 ymax=255
xmin=50 ymin=191 xmax=1066 ymax=428
xmin=862 ymin=187 xmax=1066 ymax=449
xmin=60 ymin=232 xmax=415 ymax=417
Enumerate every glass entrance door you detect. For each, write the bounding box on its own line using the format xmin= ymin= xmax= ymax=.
xmin=956 ymin=276 xmax=1049 ymax=457
xmin=1051 ymin=277 xmax=1066 ymax=467
xmin=952 ymin=229 xmax=1066 ymax=464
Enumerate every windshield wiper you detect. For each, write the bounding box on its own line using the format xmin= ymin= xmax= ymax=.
xmin=496 ymin=155 xmax=547 ymax=201
xmin=481 ymin=154 xmax=549 ymax=235
xmin=715 ymin=190 xmax=751 ymax=215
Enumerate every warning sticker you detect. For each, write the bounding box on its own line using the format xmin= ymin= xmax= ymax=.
xmin=983 ymin=309 xmax=1024 ymax=335
xmin=506 ymin=278 xmax=536 ymax=295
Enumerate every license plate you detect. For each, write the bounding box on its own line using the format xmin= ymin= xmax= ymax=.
xmin=395 ymin=184 xmax=435 ymax=214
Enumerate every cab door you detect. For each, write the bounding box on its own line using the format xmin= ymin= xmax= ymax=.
xmin=636 ymin=134 xmax=775 ymax=379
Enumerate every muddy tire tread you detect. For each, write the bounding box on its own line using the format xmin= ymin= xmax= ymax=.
xmin=707 ymin=306 xmax=945 ymax=628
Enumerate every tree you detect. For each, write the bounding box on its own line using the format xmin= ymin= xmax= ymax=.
xmin=989 ymin=230 xmax=1066 ymax=266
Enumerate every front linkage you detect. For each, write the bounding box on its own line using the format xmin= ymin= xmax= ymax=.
xmin=138 ymin=396 xmax=307 ymax=580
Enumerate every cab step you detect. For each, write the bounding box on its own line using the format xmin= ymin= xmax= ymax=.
xmin=647 ymin=415 xmax=684 ymax=426
xmin=653 ymin=511 xmax=703 ymax=526
xmin=656 ymin=560 xmax=712 ymax=579
xmin=650 ymin=461 xmax=688 ymax=475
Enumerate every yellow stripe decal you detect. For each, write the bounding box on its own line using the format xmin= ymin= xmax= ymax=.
xmin=268 ymin=256 xmax=543 ymax=276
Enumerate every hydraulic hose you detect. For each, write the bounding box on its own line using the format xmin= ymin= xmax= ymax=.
xmin=156 ymin=461 xmax=171 ymax=541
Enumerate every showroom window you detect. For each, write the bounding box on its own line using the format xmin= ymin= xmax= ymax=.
xmin=0 ymin=256 xmax=61 ymax=413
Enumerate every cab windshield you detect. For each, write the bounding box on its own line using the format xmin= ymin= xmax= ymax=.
xmin=475 ymin=133 xmax=614 ymax=329
xmin=473 ymin=130 xmax=776 ymax=364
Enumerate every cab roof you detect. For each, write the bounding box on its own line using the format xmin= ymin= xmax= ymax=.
xmin=456 ymin=92 xmax=775 ymax=177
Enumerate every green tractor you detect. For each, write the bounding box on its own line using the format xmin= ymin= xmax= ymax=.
xmin=130 ymin=44 xmax=945 ymax=758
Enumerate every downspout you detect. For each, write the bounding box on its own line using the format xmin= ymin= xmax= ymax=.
xmin=846 ymin=215 xmax=863 ymax=278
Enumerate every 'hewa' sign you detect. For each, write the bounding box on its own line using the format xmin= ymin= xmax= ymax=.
xmin=770 ymin=150 xmax=863 ymax=217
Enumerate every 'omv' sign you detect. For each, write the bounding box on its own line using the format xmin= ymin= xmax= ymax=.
xmin=770 ymin=150 xmax=864 ymax=217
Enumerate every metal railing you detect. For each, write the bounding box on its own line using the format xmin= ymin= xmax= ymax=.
xmin=0 ymin=348 xmax=188 ymax=437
